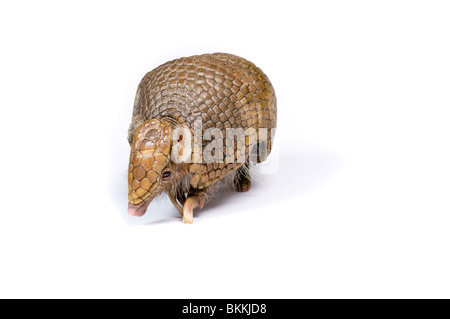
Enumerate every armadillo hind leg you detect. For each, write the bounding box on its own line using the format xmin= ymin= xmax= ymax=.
xmin=234 ymin=162 xmax=251 ymax=193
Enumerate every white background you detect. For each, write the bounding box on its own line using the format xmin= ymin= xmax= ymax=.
xmin=0 ymin=1 xmax=449 ymax=298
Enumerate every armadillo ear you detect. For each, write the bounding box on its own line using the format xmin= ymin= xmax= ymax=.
xmin=158 ymin=121 xmax=173 ymax=156
xmin=128 ymin=114 xmax=144 ymax=145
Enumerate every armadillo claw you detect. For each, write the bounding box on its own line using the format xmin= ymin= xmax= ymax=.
xmin=182 ymin=197 xmax=195 ymax=224
xmin=169 ymin=194 xmax=184 ymax=216
xmin=182 ymin=195 xmax=206 ymax=224
xmin=183 ymin=210 xmax=193 ymax=224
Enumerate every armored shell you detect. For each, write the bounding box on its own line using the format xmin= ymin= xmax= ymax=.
xmin=128 ymin=53 xmax=276 ymax=192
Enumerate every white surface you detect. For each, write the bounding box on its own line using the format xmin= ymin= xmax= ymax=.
xmin=0 ymin=1 xmax=449 ymax=298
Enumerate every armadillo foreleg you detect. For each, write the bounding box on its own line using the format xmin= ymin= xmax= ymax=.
xmin=169 ymin=194 xmax=184 ymax=216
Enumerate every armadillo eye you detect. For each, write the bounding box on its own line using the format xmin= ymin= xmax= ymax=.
xmin=162 ymin=171 xmax=171 ymax=179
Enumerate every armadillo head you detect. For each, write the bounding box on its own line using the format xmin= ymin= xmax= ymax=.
xmin=127 ymin=119 xmax=177 ymax=216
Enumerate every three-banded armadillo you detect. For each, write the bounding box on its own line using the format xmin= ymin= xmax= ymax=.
xmin=127 ymin=53 xmax=276 ymax=223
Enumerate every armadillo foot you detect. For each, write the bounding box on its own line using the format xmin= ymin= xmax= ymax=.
xmin=183 ymin=195 xmax=206 ymax=224
xmin=235 ymin=179 xmax=251 ymax=192
xmin=234 ymin=163 xmax=251 ymax=192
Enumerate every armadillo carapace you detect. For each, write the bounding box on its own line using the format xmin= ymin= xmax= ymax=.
xmin=127 ymin=53 xmax=276 ymax=223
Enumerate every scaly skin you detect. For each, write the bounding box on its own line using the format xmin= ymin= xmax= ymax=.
xmin=127 ymin=53 xmax=276 ymax=222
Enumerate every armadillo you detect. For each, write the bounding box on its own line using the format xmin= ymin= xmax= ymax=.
xmin=127 ymin=53 xmax=276 ymax=223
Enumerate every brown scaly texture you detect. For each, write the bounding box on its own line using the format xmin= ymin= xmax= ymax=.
xmin=128 ymin=119 xmax=172 ymax=205
xmin=128 ymin=53 xmax=276 ymax=206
